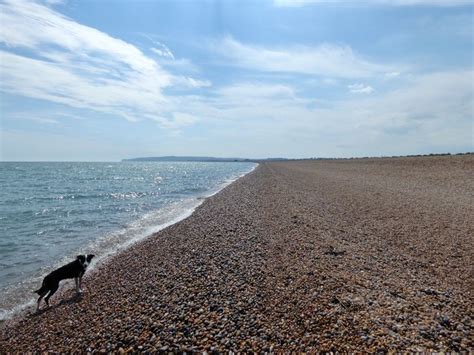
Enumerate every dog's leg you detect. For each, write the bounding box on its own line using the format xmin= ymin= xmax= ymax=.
xmin=44 ymin=283 xmax=59 ymax=307
xmin=75 ymin=277 xmax=79 ymax=294
xmin=78 ymin=276 xmax=83 ymax=293
xmin=36 ymin=290 xmax=48 ymax=311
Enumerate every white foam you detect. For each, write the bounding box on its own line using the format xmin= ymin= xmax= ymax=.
xmin=0 ymin=300 xmax=35 ymax=322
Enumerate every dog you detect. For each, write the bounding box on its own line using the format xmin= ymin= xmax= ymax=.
xmin=34 ymin=254 xmax=94 ymax=311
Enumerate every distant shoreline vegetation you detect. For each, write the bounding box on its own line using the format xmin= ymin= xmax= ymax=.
xmin=122 ymin=152 xmax=472 ymax=163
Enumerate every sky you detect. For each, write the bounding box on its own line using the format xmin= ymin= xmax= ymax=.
xmin=0 ymin=0 xmax=473 ymax=161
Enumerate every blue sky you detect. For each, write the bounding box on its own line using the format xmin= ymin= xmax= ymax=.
xmin=0 ymin=0 xmax=473 ymax=161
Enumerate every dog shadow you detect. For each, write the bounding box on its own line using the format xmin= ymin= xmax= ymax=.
xmin=29 ymin=293 xmax=83 ymax=318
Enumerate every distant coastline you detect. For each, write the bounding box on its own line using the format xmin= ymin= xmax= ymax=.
xmin=122 ymin=156 xmax=288 ymax=163
xmin=122 ymin=152 xmax=472 ymax=163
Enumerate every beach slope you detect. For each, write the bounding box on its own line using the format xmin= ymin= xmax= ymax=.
xmin=1 ymin=155 xmax=473 ymax=352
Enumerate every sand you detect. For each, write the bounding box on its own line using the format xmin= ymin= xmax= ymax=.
xmin=1 ymin=155 xmax=473 ymax=352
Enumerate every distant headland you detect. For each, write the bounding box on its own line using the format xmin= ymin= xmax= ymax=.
xmin=122 ymin=152 xmax=471 ymax=163
xmin=121 ymin=156 xmax=288 ymax=163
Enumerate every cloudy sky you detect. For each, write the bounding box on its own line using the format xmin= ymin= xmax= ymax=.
xmin=0 ymin=0 xmax=472 ymax=161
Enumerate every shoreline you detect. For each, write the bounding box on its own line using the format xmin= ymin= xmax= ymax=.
xmin=1 ymin=156 xmax=472 ymax=352
xmin=0 ymin=163 xmax=257 ymax=323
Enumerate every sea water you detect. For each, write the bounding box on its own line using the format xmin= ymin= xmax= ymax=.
xmin=0 ymin=161 xmax=256 ymax=320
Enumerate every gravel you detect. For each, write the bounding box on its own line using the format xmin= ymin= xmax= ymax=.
xmin=1 ymin=155 xmax=473 ymax=352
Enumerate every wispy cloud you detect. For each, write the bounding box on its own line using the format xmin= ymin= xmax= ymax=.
xmin=274 ymin=0 xmax=474 ymax=7
xmin=150 ymin=41 xmax=175 ymax=60
xmin=14 ymin=113 xmax=60 ymax=125
xmin=385 ymin=71 xmax=401 ymax=78
xmin=216 ymin=83 xmax=296 ymax=100
xmin=0 ymin=0 xmax=205 ymax=128
xmin=354 ymin=70 xmax=473 ymax=132
xmin=42 ymin=0 xmax=65 ymax=5
xmin=348 ymin=83 xmax=374 ymax=94
xmin=215 ymin=36 xmax=392 ymax=79
xmin=156 ymin=112 xmax=199 ymax=130
xmin=172 ymin=77 xmax=212 ymax=89
xmin=178 ymin=69 xmax=472 ymax=156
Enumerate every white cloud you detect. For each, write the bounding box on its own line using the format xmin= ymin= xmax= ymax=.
xmin=385 ymin=71 xmax=401 ymax=78
xmin=150 ymin=42 xmax=175 ymax=60
xmin=0 ymin=1 xmax=165 ymax=76
xmin=0 ymin=51 xmax=161 ymax=122
xmin=173 ymin=77 xmax=212 ymax=88
xmin=274 ymin=0 xmax=473 ymax=7
xmin=21 ymin=115 xmax=60 ymax=125
xmin=0 ymin=0 xmax=205 ymax=128
xmin=348 ymin=83 xmax=375 ymax=94
xmin=217 ymin=83 xmax=296 ymax=100
xmin=354 ymin=70 xmax=473 ymax=132
xmin=176 ymin=69 xmax=472 ymax=157
xmin=215 ymin=36 xmax=391 ymax=78
xmin=31 ymin=118 xmax=60 ymax=124
xmin=167 ymin=112 xmax=198 ymax=129
xmin=42 ymin=0 xmax=65 ymax=5
xmin=322 ymin=78 xmax=339 ymax=85
xmin=160 ymin=58 xmax=199 ymax=72
xmin=151 ymin=112 xmax=198 ymax=132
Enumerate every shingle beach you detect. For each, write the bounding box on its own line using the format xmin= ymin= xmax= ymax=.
xmin=1 ymin=155 xmax=473 ymax=352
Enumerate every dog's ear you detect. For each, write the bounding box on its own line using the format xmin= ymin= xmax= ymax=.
xmin=76 ymin=255 xmax=85 ymax=263
xmin=87 ymin=254 xmax=95 ymax=262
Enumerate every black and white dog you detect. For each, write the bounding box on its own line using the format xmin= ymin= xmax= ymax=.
xmin=34 ymin=254 xmax=94 ymax=311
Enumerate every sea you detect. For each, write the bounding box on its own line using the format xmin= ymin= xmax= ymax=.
xmin=0 ymin=161 xmax=256 ymax=320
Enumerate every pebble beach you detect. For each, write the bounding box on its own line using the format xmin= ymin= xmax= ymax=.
xmin=1 ymin=155 xmax=473 ymax=352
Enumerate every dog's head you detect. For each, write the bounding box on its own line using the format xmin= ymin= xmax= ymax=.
xmin=76 ymin=254 xmax=95 ymax=269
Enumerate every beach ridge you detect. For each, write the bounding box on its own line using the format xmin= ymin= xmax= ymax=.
xmin=1 ymin=155 xmax=472 ymax=352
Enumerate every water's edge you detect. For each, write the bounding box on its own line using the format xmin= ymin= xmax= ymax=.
xmin=89 ymin=163 xmax=258 ymax=271
xmin=0 ymin=163 xmax=258 ymax=323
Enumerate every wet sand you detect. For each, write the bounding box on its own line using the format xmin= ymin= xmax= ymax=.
xmin=1 ymin=155 xmax=473 ymax=352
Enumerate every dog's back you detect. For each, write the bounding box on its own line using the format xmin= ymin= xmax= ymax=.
xmin=35 ymin=260 xmax=84 ymax=293
xmin=46 ymin=260 xmax=84 ymax=282
xmin=35 ymin=255 xmax=91 ymax=293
